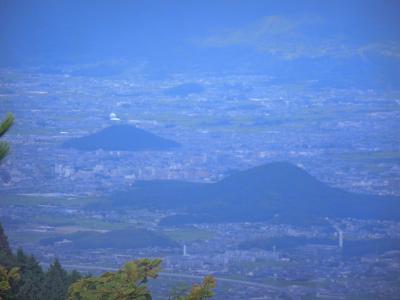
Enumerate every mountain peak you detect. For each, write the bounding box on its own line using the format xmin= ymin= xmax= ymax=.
xmin=63 ymin=124 xmax=180 ymax=151
xmin=219 ymin=161 xmax=322 ymax=193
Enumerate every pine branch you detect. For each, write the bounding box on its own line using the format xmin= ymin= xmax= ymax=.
xmin=0 ymin=142 xmax=10 ymax=162
xmin=0 ymin=113 xmax=13 ymax=162
xmin=0 ymin=113 xmax=14 ymax=138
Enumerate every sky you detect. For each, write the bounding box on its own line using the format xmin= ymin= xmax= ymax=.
xmin=0 ymin=0 xmax=399 ymax=85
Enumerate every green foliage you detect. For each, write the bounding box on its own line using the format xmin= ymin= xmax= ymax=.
xmin=68 ymin=259 xmax=162 ymax=300
xmin=168 ymin=282 xmax=191 ymax=300
xmin=68 ymin=270 xmax=83 ymax=286
xmin=0 ymin=220 xmax=82 ymax=300
xmin=69 ymin=259 xmax=216 ymax=300
xmin=0 ymin=223 xmax=12 ymax=256
xmin=0 ymin=265 xmax=20 ymax=300
xmin=15 ymin=249 xmax=45 ymax=300
xmin=0 ymin=224 xmax=13 ymax=265
xmin=0 ymin=113 xmax=14 ymax=162
xmin=181 ymin=276 xmax=216 ymax=300
xmin=39 ymin=259 xmax=69 ymax=300
xmin=0 ymin=223 xmax=215 ymax=299
xmin=0 ymin=113 xmax=14 ymax=138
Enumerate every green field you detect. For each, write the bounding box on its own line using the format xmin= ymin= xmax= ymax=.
xmin=29 ymin=214 xmax=129 ymax=230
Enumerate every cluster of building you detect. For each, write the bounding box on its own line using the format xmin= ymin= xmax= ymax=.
xmin=0 ymin=67 xmax=399 ymax=197
xmin=1 ymin=66 xmax=399 ymax=299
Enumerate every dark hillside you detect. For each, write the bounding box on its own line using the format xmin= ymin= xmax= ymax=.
xmin=63 ymin=125 xmax=180 ymax=151
xmin=102 ymin=162 xmax=400 ymax=225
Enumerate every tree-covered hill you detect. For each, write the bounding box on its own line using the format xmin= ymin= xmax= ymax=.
xmin=99 ymin=162 xmax=400 ymax=225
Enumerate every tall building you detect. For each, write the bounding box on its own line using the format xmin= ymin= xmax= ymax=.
xmin=183 ymin=244 xmax=188 ymax=256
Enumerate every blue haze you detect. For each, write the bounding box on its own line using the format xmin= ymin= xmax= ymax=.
xmin=0 ymin=1 xmax=400 ymax=299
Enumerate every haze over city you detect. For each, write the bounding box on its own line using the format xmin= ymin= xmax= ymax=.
xmin=0 ymin=1 xmax=399 ymax=299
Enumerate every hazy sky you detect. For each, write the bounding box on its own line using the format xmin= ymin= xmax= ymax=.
xmin=0 ymin=0 xmax=399 ymax=82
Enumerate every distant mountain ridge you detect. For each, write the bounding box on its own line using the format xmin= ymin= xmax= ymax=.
xmin=98 ymin=162 xmax=400 ymax=225
xmin=63 ymin=124 xmax=180 ymax=151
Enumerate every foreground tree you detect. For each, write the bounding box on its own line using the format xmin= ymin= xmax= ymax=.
xmin=15 ymin=249 xmax=45 ymax=300
xmin=69 ymin=259 xmax=216 ymax=300
xmin=168 ymin=276 xmax=216 ymax=300
xmin=0 ymin=224 xmax=13 ymax=267
xmin=0 ymin=201 xmax=19 ymax=300
xmin=0 ymin=264 xmax=20 ymax=300
xmin=182 ymin=276 xmax=216 ymax=300
xmin=69 ymin=259 xmax=162 ymax=300
xmin=0 ymin=113 xmax=14 ymax=162
xmin=39 ymin=259 xmax=69 ymax=300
